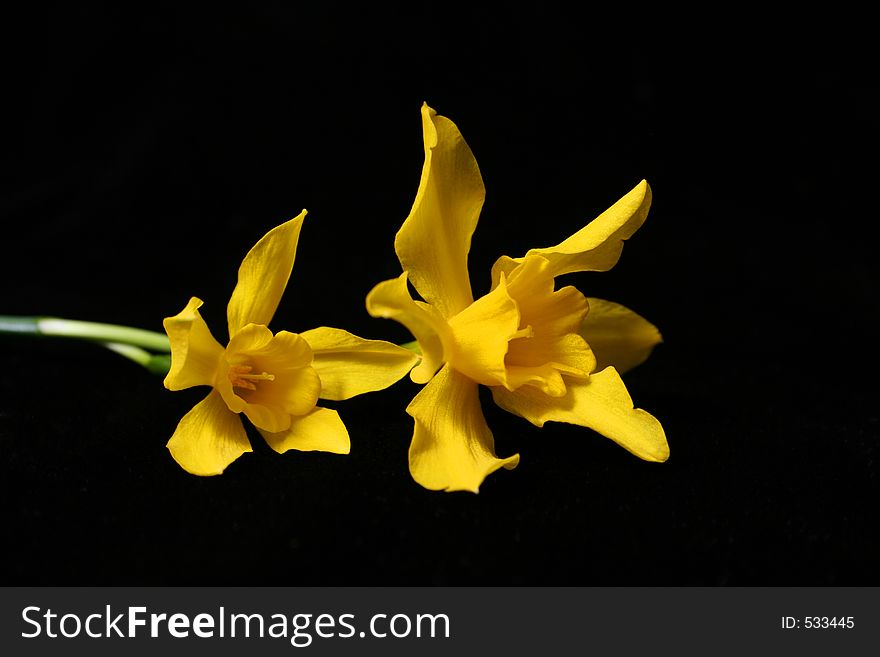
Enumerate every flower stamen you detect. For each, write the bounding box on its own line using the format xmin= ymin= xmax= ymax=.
xmin=228 ymin=364 xmax=275 ymax=391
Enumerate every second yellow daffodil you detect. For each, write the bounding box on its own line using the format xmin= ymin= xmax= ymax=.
xmin=367 ymin=104 xmax=668 ymax=493
xmin=164 ymin=210 xmax=418 ymax=476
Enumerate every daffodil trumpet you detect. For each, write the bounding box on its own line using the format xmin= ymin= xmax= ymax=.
xmin=366 ymin=104 xmax=669 ymax=493
xmin=0 ymin=314 xmax=172 ymax=374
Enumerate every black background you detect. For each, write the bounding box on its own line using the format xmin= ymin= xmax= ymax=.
xmin=1 ymin=6 xmax=877 ymax=584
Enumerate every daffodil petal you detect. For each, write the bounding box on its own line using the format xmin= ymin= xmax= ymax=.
xmin=582 ymin=298 xmax=662 ymax=374
xmin=227 ymin=210 xmax=306 ymax=338
xmin=491 ymin=180 xmax=652 ymax=280
xmin=258 ymin=406 xmax=351 ymax=455
xmin=446 ymin=275 xmax=520 ymax=387
xmin=394 ymin=104 xmax=484 ymax=318
xmin=366 ymin=273 xmax=450 ymax=384
xmin=300 ymin=326 xmax=419 ymax=400
xmin=163 ymin=297 xmax=224 ymax=391
xmin=492 ymin=366 xmax=668 ymax=462
xmin=167 ymin=390 xmax=252 ymax=476
xmin=407 ymin=364 xmax=519 ymax=493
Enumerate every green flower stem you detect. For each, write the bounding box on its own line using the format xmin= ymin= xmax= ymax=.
xmin=38 ymin=317 xmax=171 ymax=352
xmin=1 ymin=314 xmax=171 ymax=376
xmin=0 ymin=315 xmax=40 ymax=334
xmin=0 ymin=315 xmax=170 ymax=352
xmin=103 ymin=342 xmax=172 ymax=376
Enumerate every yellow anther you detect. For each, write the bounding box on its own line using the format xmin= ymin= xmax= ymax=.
xmin=228 ymin=364 xmax=275 ymax=390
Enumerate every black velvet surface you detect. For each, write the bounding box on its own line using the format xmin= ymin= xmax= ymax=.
xmin=2 ymin=7 xmax=877 ymax=584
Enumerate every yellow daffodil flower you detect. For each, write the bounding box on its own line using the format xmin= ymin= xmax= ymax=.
xmin=366 ymin=104 xmax=668 ymax=493
xmin=164 ymin=210 xmax=418 ymax=476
